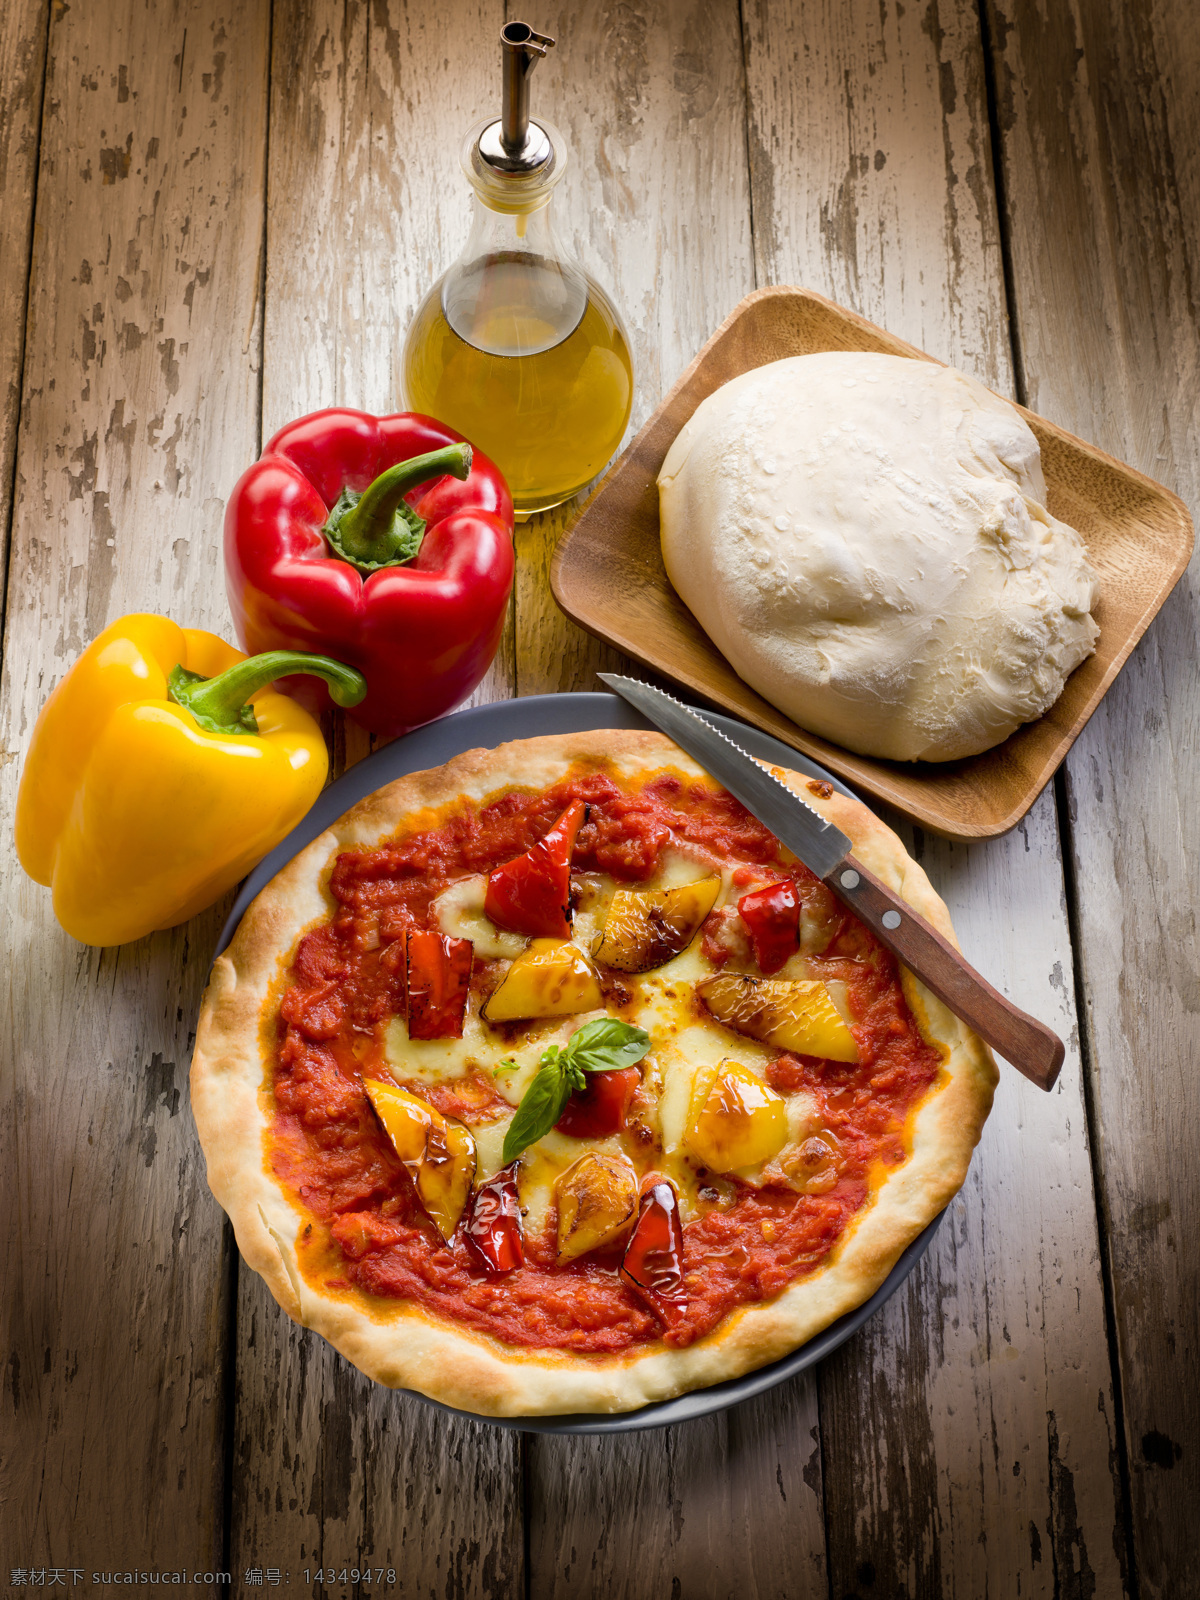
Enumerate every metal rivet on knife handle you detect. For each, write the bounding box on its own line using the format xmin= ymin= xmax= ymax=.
xmin=597 ymin=672 xmax=1065 ymax=1092
xmin=823 ymin=854 xmax=1064 ymax=1092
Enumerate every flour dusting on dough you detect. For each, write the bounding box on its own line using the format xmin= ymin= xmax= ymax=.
xmin=658 ymin=352 xmax=1100 ymax=762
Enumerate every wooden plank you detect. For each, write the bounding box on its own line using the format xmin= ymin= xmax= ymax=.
xmin=513 ymin=4 xmax=827 ymax=1595
xmin=513 ymin=0 xmax=756 ymax=701
xmin=229 ymin=1 xmax=523 ymax=1592
xmin=529 ymin=1383 xmax=827 ymax=1600
xmin=0 ymin=0 xmax=46 ymax=590
xmin=742 ymin=0 xmax=1127 ymax=1591
xmin=984 ymin=0 xmax=1200 ymax=1591
xmin=0 ymin=0 xmax=268 ymax=1583
xmin=259 ymin=0 xmax=513 ymax=723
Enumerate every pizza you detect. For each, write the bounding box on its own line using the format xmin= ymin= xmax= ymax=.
xmin=191 ymin=730 xmax=996 ymax=1416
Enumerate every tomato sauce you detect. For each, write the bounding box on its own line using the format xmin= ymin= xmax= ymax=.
xmin=268 ymin=770 xmax=943 ymax=1352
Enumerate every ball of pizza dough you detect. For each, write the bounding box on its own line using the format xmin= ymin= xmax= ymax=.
xmin=657 ymin=352 xmax=1101 ymax=762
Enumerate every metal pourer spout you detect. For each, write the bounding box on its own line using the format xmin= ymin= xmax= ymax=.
xmin=478 ymin=21 xmax=555 ymax=173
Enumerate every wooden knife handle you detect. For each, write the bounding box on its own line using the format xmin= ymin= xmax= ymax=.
xmin=823 ymin=853 xmax=1065 ymax=1092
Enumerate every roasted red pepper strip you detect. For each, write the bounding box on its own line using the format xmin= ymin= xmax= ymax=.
xmin=464 ymin=1163 xmax=525 ymax=1273
xmin=225 ymin=409 xmax=514 ymax=737
xmin=738 ymin=879 xmax=801 ymax=973
xmin=555 ymin=1065 xmax=641 ymax=1139
xmin=620 ymin=1180 xmax=687 ymax=1327
xmin=484 ymin=801 xmax=585 ymax=939
xmin=406 ymin=929 xmax=473 ymax=1040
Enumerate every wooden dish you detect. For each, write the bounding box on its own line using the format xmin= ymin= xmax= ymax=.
xmin=550 ymin=286 xmax=1194 ymax=838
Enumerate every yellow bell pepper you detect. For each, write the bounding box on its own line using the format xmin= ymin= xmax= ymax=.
xmin=15 ymin=613 xmax=365 ymax=947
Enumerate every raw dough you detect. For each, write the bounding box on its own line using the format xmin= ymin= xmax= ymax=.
xmin=658 ymin=352 xmax=1100 ymax=762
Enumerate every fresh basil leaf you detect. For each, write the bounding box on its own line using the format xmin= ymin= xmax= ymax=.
xmin=499 ymin=1023 xmax=653 ymax=1165
xmin=501 ymin=1056 xmax=573 ymax=1164
xmin=563 ymin=1017 xmax=652 ymax=1074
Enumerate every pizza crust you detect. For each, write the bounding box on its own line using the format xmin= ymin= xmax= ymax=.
xmin=191 ymin=729 xmax=997 ymax=1416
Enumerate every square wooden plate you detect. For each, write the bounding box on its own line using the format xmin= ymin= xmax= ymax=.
xmin=550 ymin=286 xmax=1194 ymax=838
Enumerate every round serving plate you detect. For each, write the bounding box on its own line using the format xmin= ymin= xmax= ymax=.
xmin=216 ymin=690 xmax=943 ymax=1434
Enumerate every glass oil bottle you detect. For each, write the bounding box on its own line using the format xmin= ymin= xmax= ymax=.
xmin=401 ymin=23 xmax=634 ymax=518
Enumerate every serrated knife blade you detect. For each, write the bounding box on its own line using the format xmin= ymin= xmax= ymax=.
xmin=599 ymin=674 xmax=1065 ymax=1092
xmin=598 ymin=674 xmax=852 ymax=878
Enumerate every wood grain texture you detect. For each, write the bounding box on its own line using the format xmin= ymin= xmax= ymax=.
xmin=260 ymin=0 xmax=514 ymax=721
xmin=828 ymin=854 xmax=1065 ymax=1089
xmin=231 ymin=1293 xmax=522 ymax=1595
xmin=233 ymin=2 xmax=522 ymax=1592
xmin=515 ymin=3 xmax=826 ymax=1595
xmin=529 ymin=1380 xmax=827 ymax=1600
xmin=820 ymin=798 xmax=1127 ymax=1598
xmin=0 ymin=0 xmax=46 ymax=599
xmin=513 ymin=0 xmax=755 ymax=699
xmin=742 ymin=0 xmax=1127 ymax=1592
xmin=0 ymin=0 xmax=1192 ymax=1586
xmin=0 ymin=0 xmax=268 ymax=1583
xmin=986 ymin=0 xmax=1200 ymax=1591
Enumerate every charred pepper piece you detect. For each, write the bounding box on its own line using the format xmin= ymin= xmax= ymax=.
xmin=406 ymin=929 xmax=473 ymax=1039
xmin=484 ymin=800 xmax=586 ymax=939
xmin=464 ymin=1163 xmax=525 ymax=1273
xmin=555 ymin=1064 xmax=641 ymax=1139
xmin=697 ymin=973 xmax=859 ymax=1063
xmin=555 ymin=1152 xmax=638 ymax=1265
xmin=737 ymin=879 xmax=800 ymax=974
xmin=619 ymin=1179 xmax=688 ymax=1328
xmin=592 ymin=877 xmax=721 ymax=973
xmin=481 ymin=937 xmax=603 ymax=1021
xmin=685 ymin=1059 xmax=788 ymax=1173
xmin=362 ymin=1079 xmax=476 ymax=1240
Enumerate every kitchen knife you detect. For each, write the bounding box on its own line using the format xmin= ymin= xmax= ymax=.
xmin=600 ymin=674 xmax=1064 ymax=1092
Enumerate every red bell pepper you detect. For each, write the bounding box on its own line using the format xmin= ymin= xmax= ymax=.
xmin=738 ymin=880 xmax=801 ymax=973
xmin=406 ymin=930 xmax=473 ymax=1040
xmin=620 ymin=1179 xmax=688 ymax=1328
xmin=225 ymin=409 xmax=514 ymax=737
xmin=555 ymin=1065 xmax=641 ymax=1138
xmin=484 ymin=801 xmax=586 ymax=939
xmin=464 ymin=1163 xmax=524 ymax=1273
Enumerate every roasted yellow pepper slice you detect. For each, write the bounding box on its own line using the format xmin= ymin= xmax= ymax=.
xmin=362 ymin=1079 xmax=477 ymax=1240
xmin=685 ymin=1059 xmax=788 ymax=1173
xmin=697 ymin=973 xmax=860 ymax=1063
xmin=14 ymin=613 xmax=365 ymax=947
xmin=482 ymin=938 xmax=603 ymax=1021
xmin=554 ymin=1151 xmax=638 ymax=1264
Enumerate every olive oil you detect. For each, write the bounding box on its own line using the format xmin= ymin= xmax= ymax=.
xmin=399 ymin=22 xmax=635 ymax=517
xmin=403 ymin=263 xmax=633 ymax=516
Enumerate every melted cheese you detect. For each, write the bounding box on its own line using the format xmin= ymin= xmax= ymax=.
xmin=382 ymin=851 xmax=853 ymax=1235
xmin=430 ymin=875 xmax=526 ymax=959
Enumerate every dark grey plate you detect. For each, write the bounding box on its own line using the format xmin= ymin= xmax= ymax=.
xmin=216 ymin=690 xmax=942 ymax=1433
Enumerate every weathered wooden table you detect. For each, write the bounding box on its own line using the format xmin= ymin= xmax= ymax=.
xmin=3 ymin=2 xmax=1196 ymax=1595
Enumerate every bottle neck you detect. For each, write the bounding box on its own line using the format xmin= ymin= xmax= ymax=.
xmin=442 ymin=194 xmax=587 ymax=358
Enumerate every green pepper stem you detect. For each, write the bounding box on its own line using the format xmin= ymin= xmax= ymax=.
xmin=169 ymin=650 xmax=367 ymax=736
xmin=331 ymin=442 xmax=473 ymax=567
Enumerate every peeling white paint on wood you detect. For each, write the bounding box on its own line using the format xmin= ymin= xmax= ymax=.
xmin=987 ymin=0 xmax=1200 ymax=1591
xmin=0 ymin=0 xmax=269 ymax=1582
xmin=0 ymin=0 xmax=1191 ymax=1590
xmin=743 ymin=0 xmax=1126 ymax=1592
xmin=232 ymin=4 xmax=522 ymax=1593
xmin=0 ymin=0 xmax=47 ymax=566
xmin=513 ymin=4 xmax=827 ymax=1595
